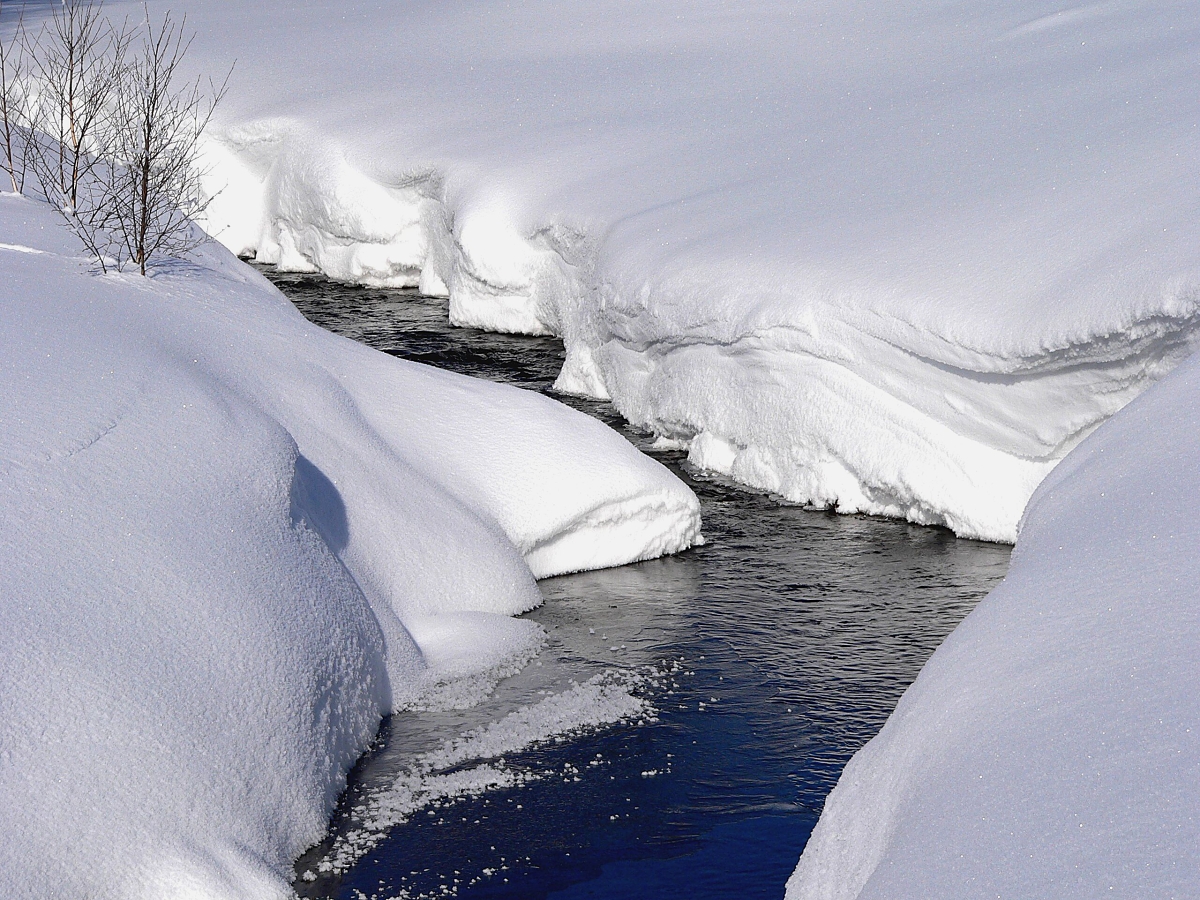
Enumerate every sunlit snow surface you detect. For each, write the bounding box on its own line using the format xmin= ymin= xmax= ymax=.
xmin=270 ymin=272 xmax=1010 ymax=900
xmin=160 ymin=0 xmax=1200 ymax=541
xmin=0 ymin=196 xmax=698 ymax=900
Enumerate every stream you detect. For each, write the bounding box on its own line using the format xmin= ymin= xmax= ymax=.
xmin=262 ymin=268 xmax=1011 ymax=900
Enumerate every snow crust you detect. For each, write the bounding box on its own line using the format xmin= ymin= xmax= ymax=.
xmin=321 ymin=667 xmax=659 ymax=874
xmin=787 ymin=349 xmax=1200 ymax=897
xmin=0 ymin=193 xmax=699 ymax=899
xmin=166 ymin=0 xmax=1200 ymax=541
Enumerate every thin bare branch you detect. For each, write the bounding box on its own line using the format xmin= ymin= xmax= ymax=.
xmin=0 ymin=0 xmax=30 ymax=193
xmin=105 ymin=5 xmax=230 ymax=273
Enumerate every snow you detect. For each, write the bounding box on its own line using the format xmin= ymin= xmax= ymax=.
xmin=6 ymin=0 xmax=1199 ymax=895
xmin=148 ymin=0 xmax=1200 ymax=888
xmin=0 ymin=191 xmax=699 ymax=899
xmin=159 ymin=0 xmax=1200 ymax=541
xmin=323 ymin=667 xmax=659 ymax=874
xmin=787 ymin=338 xmax=1200 ymax=898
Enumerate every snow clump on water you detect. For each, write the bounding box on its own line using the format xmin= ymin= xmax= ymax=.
xmin=320 ymin=667 xmax=662 ymax=875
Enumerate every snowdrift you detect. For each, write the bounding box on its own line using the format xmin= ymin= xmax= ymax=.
xmin=0 ymin=193 xmax=699 ymax=899
xmin=787 ymin=318 xmax=1200 ymax=898
xmin=163 ymin=0 xmax=1200 ymax=541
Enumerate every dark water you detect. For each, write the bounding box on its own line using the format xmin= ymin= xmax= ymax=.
xmin=262 ymin=268 xmax=1011 ymax=900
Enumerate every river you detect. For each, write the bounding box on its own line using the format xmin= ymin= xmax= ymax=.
xmin=261 ymin=269 xmax=1011 ymax=900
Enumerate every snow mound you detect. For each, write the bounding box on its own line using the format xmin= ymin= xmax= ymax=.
xmin=786 ymin=344 xmax=1200 ymax=896
xmin=173 ymin=0 xmax=1200 ymax=541
xmin=0 ymin=190 xmax=698 ymax=899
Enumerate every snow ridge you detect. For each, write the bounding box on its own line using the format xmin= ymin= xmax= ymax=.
xmin=786 ymin=343 xmax=1200 ymax=899
xmin=199 ymin=123 xmax=1200 ymax=541
xmin=179 ymin=0 xmax=1200 ymax=542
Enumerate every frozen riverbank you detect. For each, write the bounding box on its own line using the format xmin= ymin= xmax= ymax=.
xmin=0 ymin=193 xmax=698 ymax=899
xmin=164 ymin=0 xmax=1200 ymax=541
xmin=6 ymin=0 xmax=1197 ymax=895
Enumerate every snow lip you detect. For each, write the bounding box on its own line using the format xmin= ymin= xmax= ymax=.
xmin=197 ymin=108 xmax=1200 ymax=545
xmin=181 ymin=0 xmax=1200 ymax=546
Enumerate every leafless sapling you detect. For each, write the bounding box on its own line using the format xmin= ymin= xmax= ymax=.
xmin=24 ymin=0 xmax=128 ymax=210
xmin=106 ymin=8 xmax=228 ymax=275
xmin=0 ymin=1 xmax=41 ymax=195
xmin=0 ymin=2 xmax=25 ymax=193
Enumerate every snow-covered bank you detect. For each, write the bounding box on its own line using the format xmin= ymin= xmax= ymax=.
xmin=167 ymin=0 xmax=1200 ymax=541
xmin=786 ymin=320 xmax=1200 ymax=898
xmin=0 ymin=192 xmax=699 ymax=899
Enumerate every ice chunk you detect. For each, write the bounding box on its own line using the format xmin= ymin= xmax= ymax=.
xmin=321 ymin=668 xmax=657 ymax=874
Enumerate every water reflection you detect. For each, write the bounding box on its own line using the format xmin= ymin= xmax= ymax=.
xmin=265 ymin=268 xmax=1010 ymax=900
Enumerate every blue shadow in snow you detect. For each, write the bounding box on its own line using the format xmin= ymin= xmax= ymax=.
xmin=292 ymin=453 xmax=349 ymax=554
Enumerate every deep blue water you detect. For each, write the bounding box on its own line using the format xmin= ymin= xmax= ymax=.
xmin=264 ymin=269 xmax=1011 ymax=900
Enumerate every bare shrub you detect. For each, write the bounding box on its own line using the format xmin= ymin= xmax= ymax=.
xmin=0 ymin=1 xmax=32 ymax=194
xmin=23 ymin=0 xmax=128 ymax=213
xmin=106 ymin=9 xmax=228 ymax=274
xmin=0 ymin=1 xmax=227 ymax=274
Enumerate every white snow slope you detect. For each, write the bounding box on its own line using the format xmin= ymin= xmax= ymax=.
xmin=0 ymin=193 xmax=699 ymax=900
xmin=787 ymin=317 xmax=1200 ymax=899
xmin=157 ymin=0 xmax=1200 ymax=541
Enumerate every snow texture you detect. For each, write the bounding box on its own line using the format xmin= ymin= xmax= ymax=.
xmin=787 ymin=335 xmax=1200 ymax=898
xmin=321 ymin=667 xmax=658 ymax=874
xmin=0 ymin=190 xmax=699 ymax=899
xmin=167 ymin=0 xmax=1200 ymax=542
